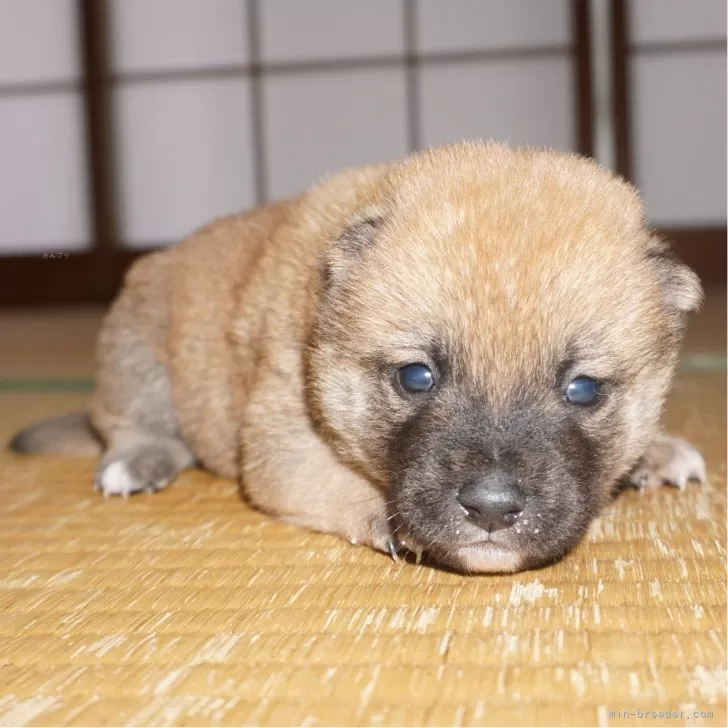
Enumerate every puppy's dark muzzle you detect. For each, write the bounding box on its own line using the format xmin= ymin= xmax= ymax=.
xmin=457 ymin=473 xmax=525 ymax=532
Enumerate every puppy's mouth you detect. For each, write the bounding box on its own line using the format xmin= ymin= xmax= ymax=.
xmin=394 ymin=523 xmax=525 ymax=573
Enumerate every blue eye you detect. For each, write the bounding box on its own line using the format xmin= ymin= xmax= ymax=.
xmin=398 ymin=364 xmax=435 ymax=393
xmin=566 ymin=376 xmax=602 ymax=405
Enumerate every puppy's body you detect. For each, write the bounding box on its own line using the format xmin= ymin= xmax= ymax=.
xmin=10 ymin=142 xmax=706 ymax=573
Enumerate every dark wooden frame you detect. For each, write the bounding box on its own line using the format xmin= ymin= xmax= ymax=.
xmin=0 ymin=0 xmax=722 ymax=306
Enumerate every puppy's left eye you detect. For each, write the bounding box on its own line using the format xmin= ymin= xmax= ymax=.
xmin=565 ymin=376 xmax=603 ymax=405
xmin=398 ymin=363 xmax=435 ymax=393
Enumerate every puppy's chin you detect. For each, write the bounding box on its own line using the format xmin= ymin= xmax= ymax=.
xmin=445 ymin=543 xmax=525 ymax=574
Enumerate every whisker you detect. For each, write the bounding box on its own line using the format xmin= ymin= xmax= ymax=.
xmin=313 ymin=495 xmax=399 ymax=511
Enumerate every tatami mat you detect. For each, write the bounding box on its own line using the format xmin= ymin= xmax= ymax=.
xmin=0 ymin=294 xmax=725 ymax=726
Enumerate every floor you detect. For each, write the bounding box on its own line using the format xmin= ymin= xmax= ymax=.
xmin=0 ymin=290 xmax=725 ymax=726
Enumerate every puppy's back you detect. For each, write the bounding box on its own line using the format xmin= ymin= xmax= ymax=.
xmin=98 ymin=203 xmax=290 ymax=477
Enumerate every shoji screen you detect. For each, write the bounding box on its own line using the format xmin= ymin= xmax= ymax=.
xmin=109 ymin=0 xmax=584 ymax=247
xmin=110 ymin=0 xmax=255 ymax=249
xmin=628 ymin=0 xmax=726 ymax=228
xmin=258 ymin=0 xmax=410 ymax=201
xmin=416 ymin=0 xmax=576 ymax=153
xmin=0 ymin=0 xmax=632 ymax=304
xmin=0 ymin=0 xmax=90 ymax=256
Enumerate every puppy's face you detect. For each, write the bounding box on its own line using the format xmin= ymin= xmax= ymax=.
xmin=308 ymin=144 xmax=701 ymax=573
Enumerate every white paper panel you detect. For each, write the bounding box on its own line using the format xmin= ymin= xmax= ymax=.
xmin=0 ymin=95 xmax=89 ymax=253
xmin=632 ymin=52 xmax=727 ymax=225
xmin=114 ymin=79 xmax=255 ymax=246
xmin=419 ymin=57 xmax=574 ymax=152
xmin=259 ymin=0 xmax=404 ymax=63
xmin=416 ymin=0 xmax=570 ymax=54
xmin=630 ymin=0 xmax=727 ymax=44
xmin=0 ymin=0 xmax=80 ymax=84
xmin=110 ymin=0 xmax=249 ymax=72
xmin=263 ymin=68 xmax=409 ymax=200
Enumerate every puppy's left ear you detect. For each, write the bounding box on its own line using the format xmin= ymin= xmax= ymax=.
xmin=647 ymin=236 xmax=703 ymax=313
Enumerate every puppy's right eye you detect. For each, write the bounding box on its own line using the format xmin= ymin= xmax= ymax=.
xmin=397 ymin=364 xmax=435 ymax=393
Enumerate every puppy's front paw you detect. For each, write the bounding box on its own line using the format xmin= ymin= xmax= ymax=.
xmin=360 ymin=514 xmax=423 ymax=564
xmin=629 ymin=434 xmax=707 ymax=491
xmin=339 ymin=507 xmax=422 ymax=563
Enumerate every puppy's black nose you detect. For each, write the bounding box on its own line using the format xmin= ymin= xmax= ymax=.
xmin=457 ymin=474 xmax=525 ymax=532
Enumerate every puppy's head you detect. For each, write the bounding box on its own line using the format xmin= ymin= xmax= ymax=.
xmin=308 ymin=142 xmax=701 ymax=573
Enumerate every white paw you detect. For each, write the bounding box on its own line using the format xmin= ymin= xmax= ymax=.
xmin=96 ymin=461 xmax=143 ymax=497
xmin=630 ymin=434 xmax=707 ymax=491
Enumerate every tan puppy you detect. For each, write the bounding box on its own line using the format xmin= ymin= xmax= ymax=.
xmin=10 ymin=142 xmax=706 ymax=573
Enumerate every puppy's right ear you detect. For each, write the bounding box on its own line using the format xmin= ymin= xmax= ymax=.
xmin=323 ymin=205 xmax=389 ymax=292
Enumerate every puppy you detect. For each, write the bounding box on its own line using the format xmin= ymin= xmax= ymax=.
xmin=10 ymin=142 xmax=706 ymax=573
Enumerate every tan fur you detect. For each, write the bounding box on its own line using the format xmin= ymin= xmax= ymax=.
xmin=9 ymin=142 xmax=704 ymax=572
